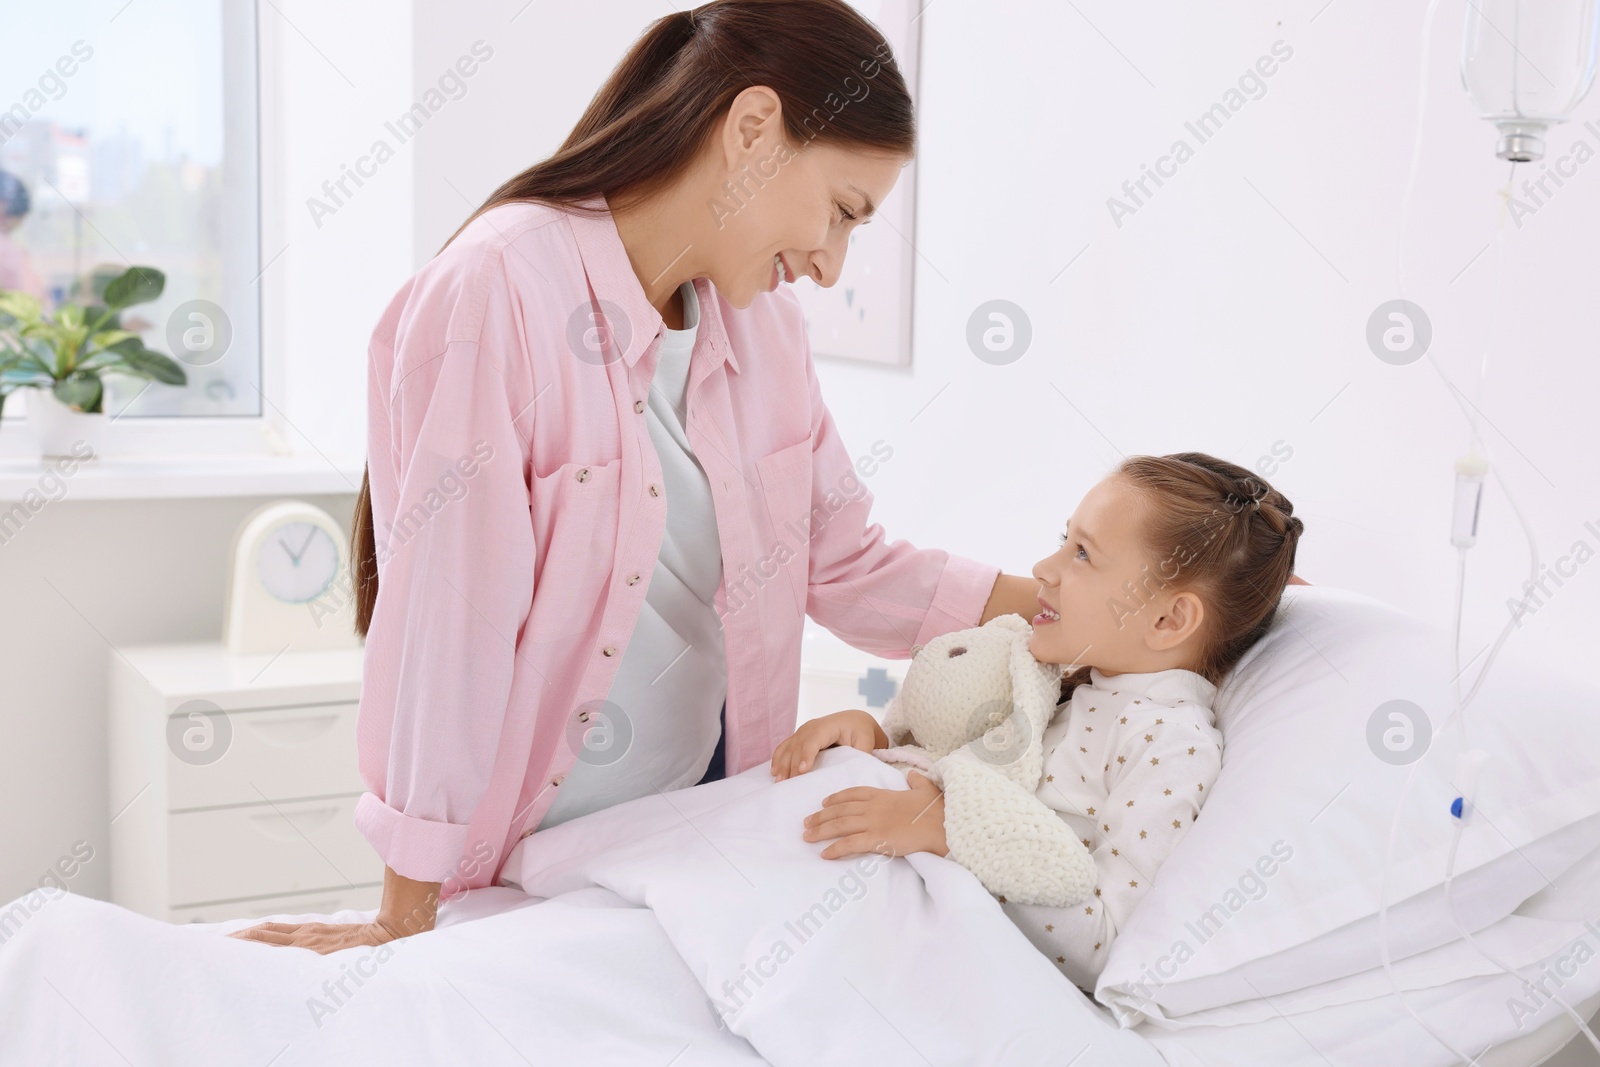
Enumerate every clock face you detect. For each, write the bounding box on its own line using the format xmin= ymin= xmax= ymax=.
xmin=256 ymin=521 xmax=340 ymax=604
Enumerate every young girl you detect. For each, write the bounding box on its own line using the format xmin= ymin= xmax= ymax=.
xmin=770 ymin=451 xmax=1305 ymax=989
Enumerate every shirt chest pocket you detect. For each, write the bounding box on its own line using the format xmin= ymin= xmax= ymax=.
xmin=526 ymin=458 xmax=621 ymax=640
xmin=755 ymin=438 xmax=814 ymax=617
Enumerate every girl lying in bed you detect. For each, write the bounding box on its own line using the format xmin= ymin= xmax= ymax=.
xmin=768 ymin=451 xmax=1304 ymax=989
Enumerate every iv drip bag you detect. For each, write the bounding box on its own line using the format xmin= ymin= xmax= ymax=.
xmin=1461 ymin=0 xmax=1600 ymax=161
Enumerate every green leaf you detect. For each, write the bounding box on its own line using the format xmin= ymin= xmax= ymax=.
xmin=107 ymin=338 xmax=186 ymax=385
xmin=52 ymin=374 xmax=103 ymax=413
xmin=83 ymin=305 xmax=121 ymax=333
xmin=88 ymin=329 xmax=139 ymax=350
xmin=0 ymin=290 xmax=43 ymax=324
xmin=102 ymin=267 xmax=165 ymax=310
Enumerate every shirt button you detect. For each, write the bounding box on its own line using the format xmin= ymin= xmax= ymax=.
xmin=602 ymin=646 xmax=617 ymax=657
xmin=577 ymin=710 xmax=590 ymax=723
xmin=634 ymin=399 xmax=645 ymax=414
xmin=551 ymin=775 xmax=565 ymax=787
xmin=626 ymin=573 xmax=641 ymax=585
xmin=648 ymin=484 xmax=660 ymax=497
xmin=575 ymin=468 xmax=590 ymax=483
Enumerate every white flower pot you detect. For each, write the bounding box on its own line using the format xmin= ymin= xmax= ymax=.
xmin=27 ymin=388 xmax=107 ymax=461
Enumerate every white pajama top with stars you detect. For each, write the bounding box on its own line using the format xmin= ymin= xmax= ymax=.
xmin=998 ymin=665 xmax=1223 ymax=993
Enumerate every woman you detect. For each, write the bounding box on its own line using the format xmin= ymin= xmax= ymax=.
xmin=231 ymin=0 xmax=1296 ymax=955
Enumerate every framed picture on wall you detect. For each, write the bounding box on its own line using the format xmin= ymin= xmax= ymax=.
xmin=791 ymin=0 xmax=922 ymax=367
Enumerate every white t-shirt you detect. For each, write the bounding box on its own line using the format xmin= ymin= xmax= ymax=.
xmin=535 ymin=280 xmax=729 ymax=830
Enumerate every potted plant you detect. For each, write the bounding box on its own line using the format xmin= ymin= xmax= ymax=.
xmin=0 ymin=265 xmax=187 ymax=459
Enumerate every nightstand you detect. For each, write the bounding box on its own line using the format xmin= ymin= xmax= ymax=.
xmin=107 ymin=641 xmax=382 ymax=923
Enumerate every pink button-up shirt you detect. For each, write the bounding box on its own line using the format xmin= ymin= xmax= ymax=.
xmin=354 ymin=195 xmax=1001 ymax=899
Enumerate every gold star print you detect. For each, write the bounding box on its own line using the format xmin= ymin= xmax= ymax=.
xmin=1126 ymin=799 xmax=1135 ymax=807
xmin=1045 ymin=924 xmax=1055 ymax=932
xmin=1089 ymin=706 xmax=1097 ymax=712
xmin=1057 ymin=955 xmax=1066 ymax=964
xmin=1079 ymin=747 xmax=1087 ymax=753
xmin=1082 ymin=838 xmax=1091 ymax=847
xmin=1119 ymin=716 xmax=1128 ymax=724
xmin=1117 ymin=756 xmax=1126 ymax=764
xmin=1110 ymin=847 xmax=1119 ymax=856
xmin=1094 ymin=887 xmax=1101 ymax=896
xmin=1085 ymin=725 xmax=1093 ymax=732
xmin=1046 ymin=774 xmax=1055 ymax=782
xmin=1155 ymin=718 xmax=1164 ymax=725
xmin=1086 ymin=806 xmax=1096 ymax=815
xmin=1173 ymin=820 xmax=1182 ymax=828
xmin=1085 ymin=905 xmax=1094 ymax=914
xmin=998 ymin=895 xmax=1007 ymax=903
xmin=1080 ymin=775 xmax=1087 ymax=782
xmin=1129 ymin=880 xmax=1139 ymax=888
xmin=1093 ymin=942 xmax=1102 ymax=950
xmin=1112 ymin=691 xmax=1118 ymax=696
xmin=1150 ymin=757 xmax=1160 ymax=766
xmin=1144 ymin=733 xmax=1153 ymax=742
xmin=1188 ymin=747 xmax=1195 ymax=755
xmin=1198 ymin=783 xmax=1205 ymax=790
xmin=1139 ymin=830 xmax=1147 ymax=839
xmin=1102 ymin=823 xmax=1110 ymax=832
xmin=1163 ymin=788 xmax=1172 ymax=795
xmin=1133 ymin=699 xmax=1141 ymax=705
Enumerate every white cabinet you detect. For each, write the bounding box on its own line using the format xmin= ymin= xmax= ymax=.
xmin=107 ymin=641 xmax=382 ymax=922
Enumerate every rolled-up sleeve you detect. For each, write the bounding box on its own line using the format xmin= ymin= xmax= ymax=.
xmin=797 ymin=341 xmax=1000 ymax=658
xmin=354 ymin=269 xmax=535 ymax=885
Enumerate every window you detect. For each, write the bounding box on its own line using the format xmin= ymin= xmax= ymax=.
xmin=0 ymin=0 xmax=261 ymax=422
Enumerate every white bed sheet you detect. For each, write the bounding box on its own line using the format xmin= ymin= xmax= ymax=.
xmin=0 ymin=749 xmax=1162 ymax=1067
xmin=1 ymin=745 xmax=1579 ymax=1066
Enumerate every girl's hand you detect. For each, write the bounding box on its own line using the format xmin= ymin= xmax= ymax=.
xmin=771 ymin=710 xmax=888 ymax=780
xmin=802 ymin=769 xmax=948 ymax=860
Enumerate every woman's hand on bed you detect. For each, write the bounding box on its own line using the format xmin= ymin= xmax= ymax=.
xmin=227 ymin=865 xmax=439 ymax=953
xmin=771 ymin=710 xmax=889 ymax=780
xmin=802 ymin=769 xmax=948 ymax=860
xmin=226 ymin=917 xmax=409 ymax=953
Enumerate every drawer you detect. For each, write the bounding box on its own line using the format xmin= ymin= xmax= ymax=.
xmin=168 ymin=702 xmax=362 ymax=809
xmin=169 ymin=883 xmax=382 ymax=925
xmin=168 ymin=794 xmax=382 ymax=905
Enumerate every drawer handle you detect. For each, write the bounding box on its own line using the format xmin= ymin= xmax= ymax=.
xmin=244 ymin=713 xmax=340 ymax=747
xmin=248 ymin=805 xmax=340 ymax=840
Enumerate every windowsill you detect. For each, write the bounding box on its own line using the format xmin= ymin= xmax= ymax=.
xmin=0 ymin=452 xmax=367 ymax=502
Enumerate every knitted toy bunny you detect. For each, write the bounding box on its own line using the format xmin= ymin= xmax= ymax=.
xmin=873 ymin=613 xmax=1097 ymax=908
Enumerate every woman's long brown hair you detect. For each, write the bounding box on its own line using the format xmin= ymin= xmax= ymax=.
xmin=351 ymin=0 xmax=916 ymax=636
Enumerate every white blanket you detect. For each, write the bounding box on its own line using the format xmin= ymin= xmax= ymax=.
xmin=0 ymin=747 xmax=1163 ymax=1067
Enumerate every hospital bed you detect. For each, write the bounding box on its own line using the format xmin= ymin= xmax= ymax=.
xmin=0 ymin=584 xmax=1596 ymax=1065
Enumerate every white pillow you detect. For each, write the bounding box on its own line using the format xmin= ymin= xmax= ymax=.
xmin=1095 ymin=584 xmax=1600 ymax=1025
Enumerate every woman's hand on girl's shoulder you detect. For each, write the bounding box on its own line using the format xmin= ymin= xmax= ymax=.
xmin=770 ymin=710 xmax=888 ymax=780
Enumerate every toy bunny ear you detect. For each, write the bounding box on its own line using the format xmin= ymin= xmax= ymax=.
xmin=986 ymin=613 xmax=1034 ymax=636
xmin=1007 ymin=627 xmax=1067 ymax=742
